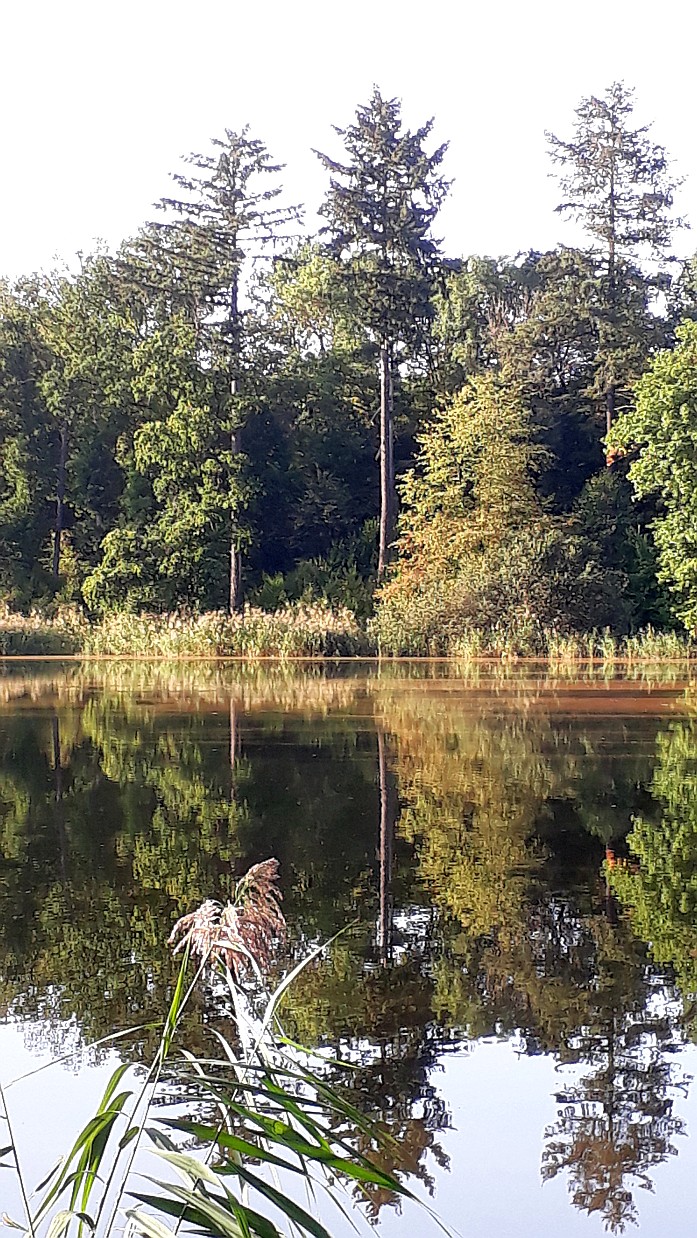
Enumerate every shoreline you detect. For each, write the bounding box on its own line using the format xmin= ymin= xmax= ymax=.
xmin=2 ymin=653 xmax=697 ymax=666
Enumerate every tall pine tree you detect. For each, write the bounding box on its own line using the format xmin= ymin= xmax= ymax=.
xmin=547 ymin=82 xmax=684 ymax=434
xmin=316 ymin=88 xmax=449 ymax=576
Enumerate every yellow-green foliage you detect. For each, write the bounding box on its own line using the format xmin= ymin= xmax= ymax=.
xmin=371 ymin=375 xmax=633 ymax=655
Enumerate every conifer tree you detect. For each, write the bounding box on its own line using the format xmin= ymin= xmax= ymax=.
xmin=316 ymin=88 xmax=449 ymax=576
xmin=130 ymin=129 xmax=301 ymax=610
xmin=547 ymin=82 xmax=684 ymax=433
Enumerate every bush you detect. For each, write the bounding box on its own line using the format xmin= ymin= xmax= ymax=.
xmin=370 ymin=524 xmax=633 ymax=657
xmin=249 ymin=523 xmax=378 ymax=620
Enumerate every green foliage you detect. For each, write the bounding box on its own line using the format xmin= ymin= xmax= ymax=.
xmin=250 ymin=522 xmax=377 ymax=619
xmin=609 ymin=721 xmax=697 ymax=997
xmin=372 ymin=375 xmax=629 ymax=654
xmin=547 ymin=82 xmax=684 ymax=268
xmin=317 ymin=87 xmax=450 ymax=573
xmin=0 ymin=86 xmax=693 ymax=643
xmin=608 ymin=320 xmax=697 ymax=630
xmin=573 ymin=469 xmax=675 ymax=628
xmin=547 ymin=82 xmax=682 ymax=432
xmin=316 ymin=88 xmax=449 ymax=352
xmin=370 ymin=526 xmax=629 ymax=656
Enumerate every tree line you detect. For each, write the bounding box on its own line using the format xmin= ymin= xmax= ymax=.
xmin=2 ymin=82 xmax=697 ymax=646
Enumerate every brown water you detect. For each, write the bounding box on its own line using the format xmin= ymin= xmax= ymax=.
xmin=1 ymin=659 xmax=697 ymax=1236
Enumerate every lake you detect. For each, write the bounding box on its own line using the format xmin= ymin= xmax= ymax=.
xmin=1 ymin=659 xmax=697 ymax=1237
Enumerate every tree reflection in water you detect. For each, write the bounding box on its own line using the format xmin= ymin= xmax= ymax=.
xmin=0 ymin=661 xmax=696 ymax=1231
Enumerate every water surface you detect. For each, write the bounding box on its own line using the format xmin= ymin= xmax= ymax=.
xmin=2 ymin=660 xmax=697 ymax=1236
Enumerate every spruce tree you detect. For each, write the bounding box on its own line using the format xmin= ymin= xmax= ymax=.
xmin=316 ymin=88 xmax=449 ymax=576
xmin=547 ymin=82 xmax=685 ymax=433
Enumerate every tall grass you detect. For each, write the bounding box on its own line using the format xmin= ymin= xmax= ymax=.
xmin=0 ymin=861 xmax=427 ymax=1238
xmin=430 ymin=624 xmax=697 ymax=664
xmin=3 ymin=599 xmax=696 ymax=665
xmin=82 ymin=604 xmax=368 ymax=659
xmin=0 ymin=604 xmax=86 ymax=655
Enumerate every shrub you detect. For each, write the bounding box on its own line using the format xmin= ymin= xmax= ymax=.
xmin=370 ymin=525 xmax=632 ymax=657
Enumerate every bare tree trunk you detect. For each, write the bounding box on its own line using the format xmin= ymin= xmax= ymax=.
xmin=229 ymin=410 xmax=243 ymax=614
xmin=52 ymin=424 xmax=68 ymax=579
xmin=228 ymin=263 xmax=243 ymax=613
xmin=377 ymin=729 xmax=396 ymax=965
xmin=606 ymin=166 xmax=617 ymax=445
xmin=378 ymin=344 xmax=396 ymax=579
xmin=606 ymin=387 xmax=616 ymax=443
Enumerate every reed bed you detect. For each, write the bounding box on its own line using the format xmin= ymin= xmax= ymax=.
xmin=449 ymin=625 xmax=697 ymax=664
xmin=2 ymin=600 xmax=696 ymax=666
xmin=0 ymin=604 xmax=86 ymax=655
xmin=82 ymin=603 xmax=368 ymax=659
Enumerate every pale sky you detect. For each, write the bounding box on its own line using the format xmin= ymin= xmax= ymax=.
xmin=1 ymin=0 xmax=694 ymax=280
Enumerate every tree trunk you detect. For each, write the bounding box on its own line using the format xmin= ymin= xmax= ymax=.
xmin=606 ymin=160 xmax=617 ymax=444
xmin=606 ymin=386 xmax=616 ymax=441
xmin=52 ymin=424 xmax=68 ymax=579
xmin=229 ymin=416 xmax=243 ymax=615
xmin=228 ymin=261 xmax=244 ymax=613
xmin=378 ymin=344 xmax=396 ymax=579
xmin=377 ymin=729 xmax=396 ymax=965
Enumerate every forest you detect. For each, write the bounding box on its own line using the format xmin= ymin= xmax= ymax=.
xmin=2 ymin=81 xmax=697 ymax=657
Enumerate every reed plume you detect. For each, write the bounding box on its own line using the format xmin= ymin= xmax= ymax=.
xmin=167 ymin=858 xmax=285 ymax=977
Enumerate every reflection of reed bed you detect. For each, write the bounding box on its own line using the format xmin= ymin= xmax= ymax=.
xmin=0 ymin=659 xmax=368 ymax=718
xmin=372 ymin=661 xmax=697 ymax=720
xmin=0 ymin=663 xmax=88 ymax=707
xmin=2 ymin=657 xmax=696 ymax=719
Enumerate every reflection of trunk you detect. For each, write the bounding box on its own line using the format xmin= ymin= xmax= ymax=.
xmin=52 ymin=423 xmax=68 ymax=579
xmin=378 ymin=729 xmax=396 ymax=965
xmin=604 ymin=847 xmax=619 ymax=925
xmin=377 ymin=344 xmax=396 ymax=579
xmin=52 ymin=715 xmax=67 ymax=877
xmin=229 ymin=695 xmax=239 ymax=802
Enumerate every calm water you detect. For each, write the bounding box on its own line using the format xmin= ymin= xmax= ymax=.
xmin=2 ymin=659 xmax=697 ymax=1236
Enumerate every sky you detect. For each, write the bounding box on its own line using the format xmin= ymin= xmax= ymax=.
xmin=1 ymin=0 xmax=694 ymax=279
